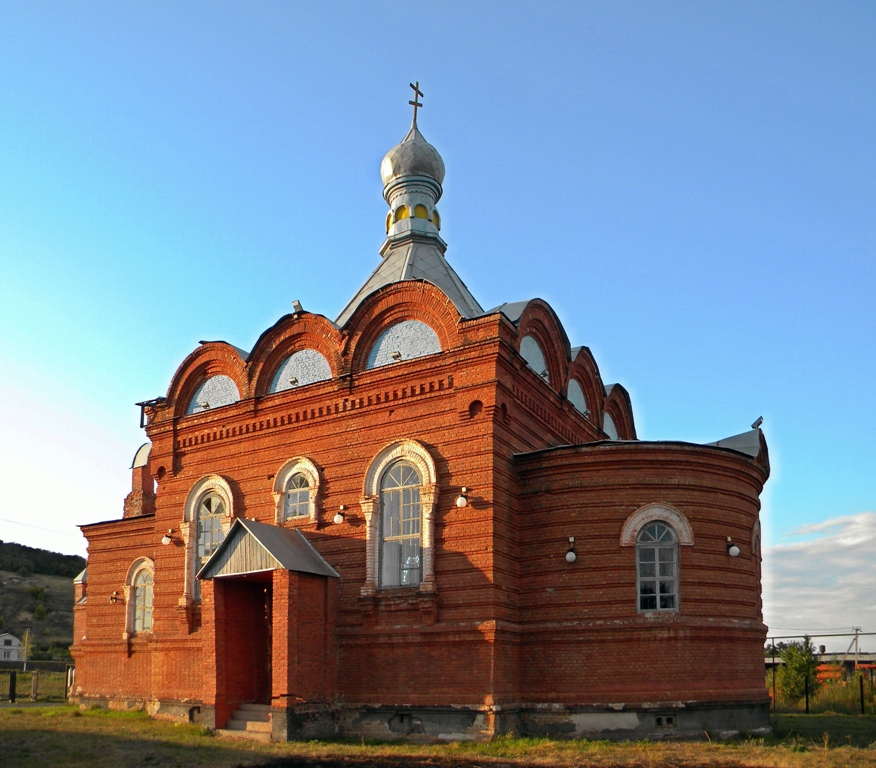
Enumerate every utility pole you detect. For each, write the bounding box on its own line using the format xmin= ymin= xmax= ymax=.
xmin=853 ymin=626 xmax=862 ymax=671
xmin=22 ymin=628 xmax=31 ymax=672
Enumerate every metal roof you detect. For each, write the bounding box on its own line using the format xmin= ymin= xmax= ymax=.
xmin=198 ymin=518 xmax=339 ymax=580
xmin=706 ymin=428 xmax=762 ymax=458
xmin=130 ymin=443 xmax=151 ymax=469
xmin=335 ymin=237 xmax=483 ymax=327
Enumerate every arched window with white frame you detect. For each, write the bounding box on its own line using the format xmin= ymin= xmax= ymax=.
xmin=636 ymin=522 xmax=678 ymax=612
xmin=379 ymin=461 xmax=423 ymax=588
xmin=272 ymin=457 xmax=320 ymax=524
xmin=182 ymin=475 xmax=234 ymax=601
xmin=359 ymin=440 xmax=438 ymax=596
xmin=124 ymin=558 xmax=155 ymax=637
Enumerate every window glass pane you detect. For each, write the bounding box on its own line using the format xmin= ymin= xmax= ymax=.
xmin=379 ymin=461 xmax=422 ymax=588
xmin=637 ymin=520 xmax=679 ymax=612
xmin=284 ymin=473 xmax=311 ymax=518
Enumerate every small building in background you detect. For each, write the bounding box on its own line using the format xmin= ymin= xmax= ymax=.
xmin=0 ymin=633 xmax=22 ymax=661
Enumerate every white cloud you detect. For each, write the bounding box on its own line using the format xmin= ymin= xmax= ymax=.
xmin=763 ymin=511 xmax=876 ymax=651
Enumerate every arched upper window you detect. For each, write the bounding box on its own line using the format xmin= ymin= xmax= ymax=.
xmin=124 ymin=558 xmax=155 ymax=637
xmin=637 ymin=522 xmax=678 ymax=612
xmin=269 ymin=349 xmax=332 ymax=393
xmin=366 ymin=320 xmax=441 ymax=369
xmin=432 ymin=209 xmax=441 ymax=229
xmin=394 ymin=205 xmax=410 ymax=222
xmin=272 ymin=456 xmax=320 ymax=524
xmin=567 ymin=379 xmax=590 ymax=417
xmin=284 ymin=474 xmax=310 ymax=519
xmin=604 ymin=412 xmax=619 ymax=439
xmin=520 ymin=335 xmax=549 ymax=383
xmin=360 ymin=440 xmax=438 ymax=597
xmin=379 ymin=461 xmax=422 ymax=588
xmin=132 ymin=569 xmax=153 ymax=632
xmin=187 ymin=375 xmax=240 ymax=414
xmin=182 ymin=475 xmax=233 ymax=602
xmin=197 ymin=493 xmax=225 ymax=567
xmin=414 ymin=204 xmax=429 ymax=219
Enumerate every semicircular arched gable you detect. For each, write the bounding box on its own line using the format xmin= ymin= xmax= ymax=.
xmin=567 ymin=346 xmax=605 ymax=421
xmin=247 ymin=313 xmax=343 ymax=397
xmin=603 ymin=383 xmax=637 ymax=440
xmin=167 ymin=343 xmax=249 ymax=419
xmin=515 ymin=299 xmax=571 ymax=391
xmin=344 ymin=282 xmax=462 ymax=375
xmin=620 ymin=503 xmax=694 ymax=546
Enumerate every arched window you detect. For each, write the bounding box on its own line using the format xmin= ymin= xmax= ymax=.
xmin=269 ymin=348 xmax=332 ymax=393
xmin=124 ymin=558 xmax=155 ymax=638
xmin=394 ymin=205 xmax=410 ymax=222
xmin=360 ymin=440 xmax=438 ymax=596
xmin=567 ymin=379 xmax=590 ymax=417
xmin=366 ymin=320 xmax=441 ymax=369
xmin=379 ymin=461 xmax=422 ymax=588
xmin=187 ymin=375 xmax=240 ymax=414
xmin=637 ymin=522 xmax=678 ymax=612
xmin=604 ymin=412 xmax=619 ymax=439
xmin=414 ymin=204 xmax=429 ymax=219
xmin=182 ymin=475 xmax=233 ymax=602
xmin=272 ymin=457 xmax=320 ymax=524
xmin=283 ymin=473 xmax=310 ymax=519
xmin=132 ymin=569 xmax=153 ymax=633
xmin=432 ymin=209 xmax=441 ymax=229
xmin=520 ymin=335 xmax=549 ymax=382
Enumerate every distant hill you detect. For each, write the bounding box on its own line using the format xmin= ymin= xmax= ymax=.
xmin=0 ymin=541 xmax=84 ymax=660
xmin=0 ymin=541 xmax=85 ymax=578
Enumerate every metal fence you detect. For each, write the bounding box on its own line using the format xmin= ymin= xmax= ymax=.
xmin=0 ymin=666 xmax=73 ymax=703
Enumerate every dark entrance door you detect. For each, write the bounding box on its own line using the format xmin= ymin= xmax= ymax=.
xmin=220 ymin=575 xmax=273 ymax=704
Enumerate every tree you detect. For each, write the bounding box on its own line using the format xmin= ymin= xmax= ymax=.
xmin=777 ymin=636 xmax=820 ymax=703
xmin=34 ymin=602 xmax=47 ymax=621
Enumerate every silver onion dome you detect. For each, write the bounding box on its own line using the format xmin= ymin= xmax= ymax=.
xmin=380 ymin=123 xmax=446 ymax=188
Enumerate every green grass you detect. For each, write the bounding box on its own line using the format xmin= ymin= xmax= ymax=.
xmin=2 ymin=706 xmax=876 ymax=767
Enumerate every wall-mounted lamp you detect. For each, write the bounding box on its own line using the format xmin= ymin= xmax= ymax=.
xmin=161 ymin=529 xmax=174 ymax=546
xmin=391 ymin=351 xmax=403 ymax=362
xmin=565 ymin=536 xmax=577 ymax=563
xmin=109 ymin=591 xmax=119 ymax=604
xmin=726 ymin=537 xmax=740 ymax=557
xmin=288 ymin=376 xmax=299 ymax=387
xmin=333 ymin=505 xmax=347 ymax=525
xmin=455 ymin=488 xmax=469 ymax=508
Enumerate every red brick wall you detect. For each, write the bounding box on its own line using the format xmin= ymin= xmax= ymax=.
xmin=73 ymin=282 xmax=769 ymax=724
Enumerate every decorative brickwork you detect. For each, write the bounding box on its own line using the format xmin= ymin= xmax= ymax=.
xmin=73 ymin=122 xmax=770 ymax=741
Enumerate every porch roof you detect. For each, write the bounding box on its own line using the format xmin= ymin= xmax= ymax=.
xmin=197 ymin=518 xmax=339 ymax=580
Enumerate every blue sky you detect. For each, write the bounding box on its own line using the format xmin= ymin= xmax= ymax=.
xmin=0 ymin=2 xmax=873 ymax=643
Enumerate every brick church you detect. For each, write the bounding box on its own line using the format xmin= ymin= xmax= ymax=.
xmin=72 ymin=94 xmax=771 ymax=740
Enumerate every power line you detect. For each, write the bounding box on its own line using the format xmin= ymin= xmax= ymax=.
xmin=0 ymin=517 xmax=81 ymax=538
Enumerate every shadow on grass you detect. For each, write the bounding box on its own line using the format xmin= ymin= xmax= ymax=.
xmin=0 ymin=726 xmax=261 ymax=768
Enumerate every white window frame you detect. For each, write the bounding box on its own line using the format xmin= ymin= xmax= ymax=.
xmin=272 ymin=457 xmax=320 ymax=524
xmin=620 ymin=503 xmax=693 ymax=615
xmin=360 ymin=440 xmax=437 ymax=596
xmin=123 ymin=557 xmax=155 ymax=638
xmin=636 ymin=522 xmax=678 ymax=612
xmin=378 ymin=461 xmax=423 ymax=588
xmin=181 ymin=475 xmax=234 ymax=603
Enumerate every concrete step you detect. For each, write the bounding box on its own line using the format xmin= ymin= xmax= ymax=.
xmin=215 ymin=727 xmax=271 ymax=742
xmin=227 ymin=716 xmax=272 ymax=733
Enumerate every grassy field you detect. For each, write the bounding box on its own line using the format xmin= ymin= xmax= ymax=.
xmin=1 ymin=706 xmax=875 ymax=767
